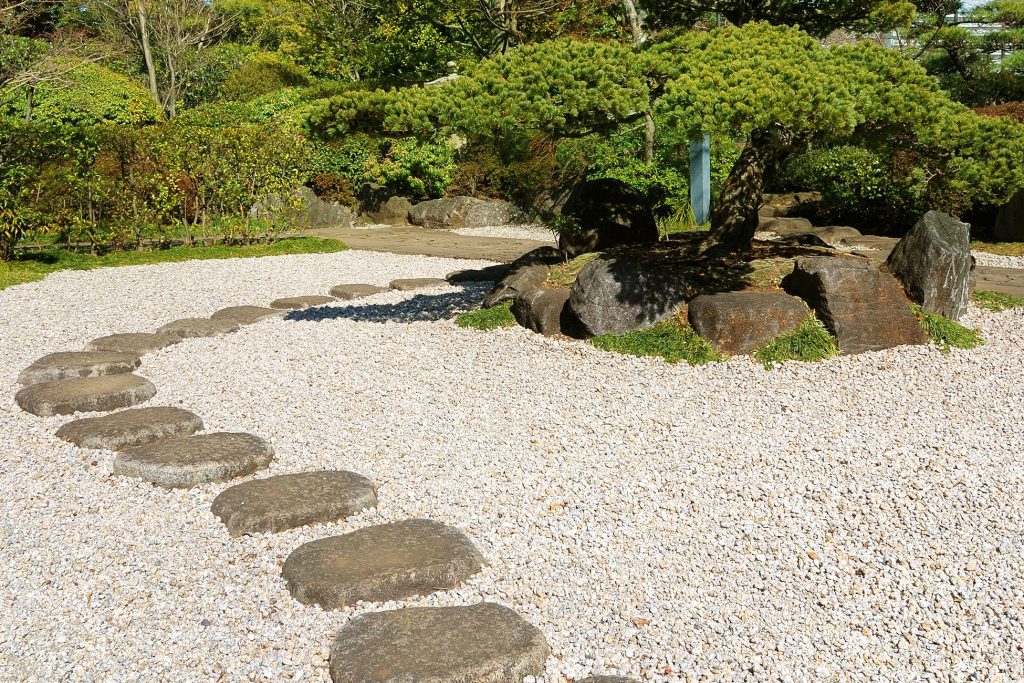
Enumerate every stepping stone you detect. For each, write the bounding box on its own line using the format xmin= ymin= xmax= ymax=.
xmin=86 ymin=332 xmax=179 ymax=355
xmin=270 ymin=295 xmax=336 ymax=310
xmin=211 ymin=471 xmax=378 ymax=536
xmin=578 ymin=678 xmax=641 ymax=683
xmin=210 ymin=305 xmax=283 ymax=325
xmin=282 ymin=518 xmax=483 ymax=609
xmin=389 ymin=278 xmax=449 ymax=291
xmin=329 ymin=603 xmax=549 ymax=683
xmin=15 ymin=374 xmax=157 ymax=417
xmin=55 ymin=407 xmax=204 ymax=450
xmin=328 ymin=284 xmax=389 ymax=301
xmin=18 ymin=351 xmax=141 ymax=386
xmin=112 ymin=432 xmax=273 ymax=488
xmin=156 ymin=317 xmax=241 ymax=339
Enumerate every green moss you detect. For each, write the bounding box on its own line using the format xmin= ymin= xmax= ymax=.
xmin=589 ymin=316 xmax=723 ymax=365
xmin=547 ymin=252 xmax=599 ymax=286
xmin=0 ymin=238 xmax=347 ymax=291
xmin=912 ymin=305 xmax=984 ymax=351
xmin=971 ymin=289 xmax=1024 ymax=312
xmin=455 ymin=300 xmax=516 ymax=330
xmin=753 ymin=314 xmax=839 ymax=368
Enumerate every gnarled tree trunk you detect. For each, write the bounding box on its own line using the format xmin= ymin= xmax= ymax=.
xmin=701 ymin=125 xmax=802 ymax=253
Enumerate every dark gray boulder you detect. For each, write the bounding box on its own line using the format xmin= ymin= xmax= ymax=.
xmin=481 ymin=246 xmax=562 ymax=308
xmin=370 ymin=196 xmax=414 ymax=225
xmin=782 ymin=256 xmax=928 ymax=354
xmin=409 ymin=196 xmax=522 ymax=229
xmin=885 ymin=210 xmax=973 ymax=320
xmin=558 ymin=179 xmax=659 ymax=257
xmin=250 ymin=186 xmax=354 ymax=228
xmin=687 ymin=291 xmax=809 ymax=356
xmin=447 ymin=264 xmax=514 ymax=283
xmin=568 ymin=255 xmax=690 ymax=336
xmin=512 ymin=287 xmax=580 ymax=337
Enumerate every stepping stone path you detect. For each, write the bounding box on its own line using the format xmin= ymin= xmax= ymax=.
xmin=577 ymin=677 xmax=641 ymax=683
xmin=329 ymin=603 xmax=550 ymax=683
xmin=210 ymin=305 xmax=282 ymax=325
xmin=113 ymin=432 xmax=273 ymax=488
xmin=282 ymin=518 xmax=484 ymax=609
xmin=86 ymin=332 xmax=179 ymax=355
xmin=329 ymin=283 xmax=389 ymax=300
xmin=55 ymin=407 xmax=204 ymax=450
xmin=270 ymin=295 xmax=336 ymax=310
xmin=18 ymin=351 xmax=141 ymax=386
xmin=157 ymin=317 xmax=241 ymax=339
xmin=16 ymin=374 xmax=157 ymax=417
xmin=211 ymin=471 xmax=377 ymax=536
xmin=389 ymin=277 xmax=449 ymax=291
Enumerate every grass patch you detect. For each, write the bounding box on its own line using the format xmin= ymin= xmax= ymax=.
xmin=547 ymin=252 xmax=599 ymax=286
xmin=972 ymin=289 xmax=1024 ymax=312
xmin=970 ymin=240 xmax=1024 ymax=256
xmin=657 ymin=205 xmax=709 ymax=239
xmin=912 ymin=305 xmax=984 ymax=351
xmin=753 ymin=314 xmax=839 ymax=368
xmin=0 ymin=237 xmax=348 ymax=291
xmin=744 ymin=257 xmax=796 ymax=290
xmin=589 ymin=315 xmax=723 ymax=365
xmin=455 ymin=300 xmax=516 ymax=330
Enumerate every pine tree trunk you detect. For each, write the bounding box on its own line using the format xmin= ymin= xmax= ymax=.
xmin=701 ymin=127 xmax=799 ymax=253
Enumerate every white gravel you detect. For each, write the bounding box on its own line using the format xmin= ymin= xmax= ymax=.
xmin=2 ymin=250 xmax=1024 ymax=682
xmin=972 ymin=250 xmax=1024 ymax=269
xmin=449 ymin=224 xmax=556 ymax=242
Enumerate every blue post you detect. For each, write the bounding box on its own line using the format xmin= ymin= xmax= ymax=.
xmin=689 ymin=134 xmax=711 ymax=225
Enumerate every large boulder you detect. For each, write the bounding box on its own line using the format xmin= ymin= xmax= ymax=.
xmin=886 ymin=210 xmax=973 ymax=320
xmin=994 ymin=188 xmax=1024 ymax=242
xmin=409 ymin=196 xmax=522 ymax=229
xmin=558 ymin=179 xmax=659 ymax=257
xmin=687 ymin=291 xmax=809 ymax=356
xmin=512 ymin=287 xmax=581 ymax=337
xmin=782 ymin=256 xmax=928 ymax=354
xmin=369 ymin=195 xmax=414 ymax=225
xmin=482 ymin=246 xmax=562 ymax=308
xmin=568 ymin=255 xmax=690 ymax=336
xmin=250 ymin=186 xmax=354 ymax=229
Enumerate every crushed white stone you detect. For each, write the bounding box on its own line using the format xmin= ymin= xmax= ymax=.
xmin=972 ymin=250 xmax=1024 ymax=269
xmin=450 ymin=224 xmax=555 ymax=243
xmin=1 ymin=250 xmax=1022 ymax=682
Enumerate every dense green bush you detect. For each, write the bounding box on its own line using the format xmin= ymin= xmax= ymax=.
xmin=219 ymin=53 xmax=312 ymax=102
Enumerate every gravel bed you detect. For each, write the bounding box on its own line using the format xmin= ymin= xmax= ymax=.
xmin=2 ymin=250 xmax=1023 ymax=682
xmin=449 ymin=224 xmax=556 ymax=242
xmin=972 ymin=250 xmax=1024 ymax=269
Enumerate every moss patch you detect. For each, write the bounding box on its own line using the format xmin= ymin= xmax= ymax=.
xmin=970 ymin=240 xmax=1024 ymax=256
xmin=972 ymin=289 xmax=1024 ymax=312
xmin=589 ymin=315 xmax=723 ymax=365
xmin=546 ymin=252 xmax=599 ymax=287
xmin=455 ymin=300 xmax=516 ymax=330
xmin=753 ymin=314 xmax=839 ymax=368
xmin=1 ymin=238 xmax=348 ymax=291
xmin=912 ymin=305 xmax=984 ymax=351
xmin=743 ymin=257 xmax=796 ymax=290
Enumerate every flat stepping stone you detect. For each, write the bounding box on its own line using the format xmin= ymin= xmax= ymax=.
xmin=578 ymin=678 xmax=641 ymax=683
xmin=328 ymin=284 xmax=389 ymax=300
xmin=389 ymin=278 xmax=449 ymax=291
xmin=86 ymin=332 xmax=179 ymax=355
xmin=282 ymin=518 xmax=483 ymax=609
xmin=112 ymin=432 xmax=273 ymax=488
xmin=55 ymin=407 xmax=204 ymax=450
xmin=329 ymin=603 xmax=549 ymax=683
xmin=211 ymin=471 xmax=378 ymax=536
xmin=15 ymin=374 xmax=157 ymax=417
xmin=18 ymin=351 xmax=141 ymax=386
xmin=156 ymin=317 xmax=240 ymax=339
xmin=270 ymin=295 xmax=336 ymax=310
xmin=210 ymin=305 xmax=283 ymax=325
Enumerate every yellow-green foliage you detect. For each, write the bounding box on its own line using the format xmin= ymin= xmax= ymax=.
xmin=972 ymin=290 xmax=1024 ymax=311
xmin=589 ymin=316 xmax=723 ymax=365
xmin=912 ymin=305 xmax=984 ymax=351
xmin=753 ymin=315 xmax=839 ymax=368
xmin=455 ymin=301 xmax=516 ymax=330
xmin=547 ymin=252 xmax=600 ymax=286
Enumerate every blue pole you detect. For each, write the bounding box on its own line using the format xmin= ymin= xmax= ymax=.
xmin=689 ymin=135 xmax=711 ymax=225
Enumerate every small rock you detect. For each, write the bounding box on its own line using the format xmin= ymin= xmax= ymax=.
xmin=211 ymin=471 xmax=378 ymax=536
xmin=55 ymin=407 xmax=204 ymax=450
xmin=282 ymin=519 xmax=483 ymax=609
xmin=112 ymin=432 xmax=274 ymax=488
xmin=18 ymin=351 xmax=141 ymax=386
xmin=16 ymin=374 xmax=157 ymax=417
xmin=329 ymin=603 xmax=549 ymax=683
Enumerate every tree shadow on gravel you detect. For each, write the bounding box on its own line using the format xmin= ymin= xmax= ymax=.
xmin=282 ymin=283 xmax=490 ymax=324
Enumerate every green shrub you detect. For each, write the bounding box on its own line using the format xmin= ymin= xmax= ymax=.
xmin=912 ymin=305 xmax=984 ymax=351
xmin=455 ymin=301 xmax=516 ymax=330
xmin=971 ymin=290 xmax=1024 ymax=312
xmin=753 ymin=315 xmax=839 ymax=368
xmin=363 ymin=138 xmax=455 ymax=199
xmin=219 ymin=54 xmax=312 ymax=102
xmin=589 ymin=316 xmax=723 ymax=365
